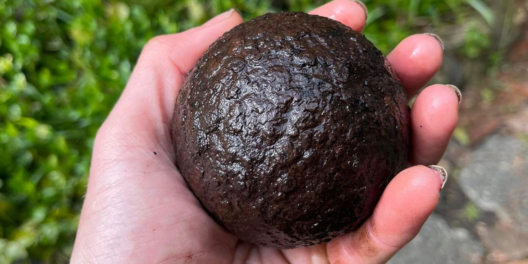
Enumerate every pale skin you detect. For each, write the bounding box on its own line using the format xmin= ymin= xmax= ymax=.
xmin=71 ymin=0 xmax=460 ymax=263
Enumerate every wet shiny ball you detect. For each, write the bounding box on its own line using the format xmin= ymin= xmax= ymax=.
xmin=172 ymin=12 xmax=410 ymax=248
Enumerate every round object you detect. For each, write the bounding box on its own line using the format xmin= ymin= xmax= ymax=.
xmin=172 ymin=12 xmax=410 ymax=248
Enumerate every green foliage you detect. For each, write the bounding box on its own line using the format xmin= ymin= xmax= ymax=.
xmin=463 ymin=21 xmax=491 ymax=59
xmin=453 ymin=127 xmax=470 ymax=146
xmin=0 ymin=0 xmax=495 ymax=262
xmin=363 ymin=0 xmax=456 ymax=53
xmin=461 ymin=203 xmax=481 ymax=222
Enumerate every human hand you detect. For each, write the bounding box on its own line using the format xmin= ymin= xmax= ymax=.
xmin=71 ymin=1 xmax=459 ymax=263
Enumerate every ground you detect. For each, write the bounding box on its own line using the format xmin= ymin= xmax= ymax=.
xmin=390 ymin=4 xmax=528 ymax=263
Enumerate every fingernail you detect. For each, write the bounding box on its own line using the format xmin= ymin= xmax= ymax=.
xmin=428 ymin=165 xmax=448 ymax=190
xmin=446 ymin=84 xmax=462 ymax=104
xmin=354 ymin=1 xmax=368 ymax=20
xmin=425 ymin=33 xmax=444 ymax=51
xmin=203 ymin=9 xmax=235 ymax=27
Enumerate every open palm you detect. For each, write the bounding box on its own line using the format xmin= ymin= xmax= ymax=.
xmin=71 ymin=1 xmax=459 ymax=263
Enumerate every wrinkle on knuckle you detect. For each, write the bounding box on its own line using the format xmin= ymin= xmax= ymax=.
xmin=144 ymin=35 xmax=172 ymax=55
xmin=138 ymin=35 xmax=180 ymax=70
xmin=365 ymin=222 xmax=399 ymax=252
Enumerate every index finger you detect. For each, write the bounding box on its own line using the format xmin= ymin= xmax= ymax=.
xmin=309 ymin=0 xmax=368 ymax=32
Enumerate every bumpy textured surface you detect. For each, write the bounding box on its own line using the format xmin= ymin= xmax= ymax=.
xmin=172 ymin=12 xmax=410 ymax=248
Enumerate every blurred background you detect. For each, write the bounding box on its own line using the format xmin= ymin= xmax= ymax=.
xmin=0 ymin=0 xmax=526 ymax=263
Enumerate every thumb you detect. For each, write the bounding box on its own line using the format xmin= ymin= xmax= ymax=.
xmin=72 ymin=10 xmax=243 ymax=263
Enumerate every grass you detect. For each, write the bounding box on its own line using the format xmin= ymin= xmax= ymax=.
xmin=0 ymin=0 xmax=495 ymax=262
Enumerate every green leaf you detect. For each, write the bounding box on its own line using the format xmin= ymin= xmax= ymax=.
xmin=466 ymin=0 xmax=495 ymax=25
xmin=365 ymin=7 xmax=386 ymax=27
xmin=0 ymin=0 xmax=497 ymax=262
xmin=453 ymin=127 xmax=470 ymax=146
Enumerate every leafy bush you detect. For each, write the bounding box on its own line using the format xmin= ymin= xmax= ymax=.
xmin=0 ymin=0 xmax=494 ymax=262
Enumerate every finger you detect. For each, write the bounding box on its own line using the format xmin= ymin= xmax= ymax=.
xmin=387 ymin=34 xmax=444 ymax=98
xmin=309 ymin=0 xmax=368 ymax=32
xmin=145 ymin=9 xmax=243 ymax=76
xmin=410 ymin=84 xmax=460 ymax=165
xmin=327 ymin=165 xmax=445 ymax=264
xmin=281 ymin=244 xmax=329 ymax=264
xmin=123 ymin=9 xmax=243 ymax=122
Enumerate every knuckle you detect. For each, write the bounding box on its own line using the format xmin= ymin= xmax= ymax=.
xmin=140 ymin=35 xmax=174 ymax=61
xmin=137 ymin=34 xmax=180 ymax=69
xmin=144 ymin=35 xmax=168 ymax=51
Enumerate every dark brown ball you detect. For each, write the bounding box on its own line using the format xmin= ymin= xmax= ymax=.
xmin=172 ymin=12 xmax=410 ymax=248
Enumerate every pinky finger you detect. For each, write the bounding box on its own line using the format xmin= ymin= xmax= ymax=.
xmin=327 ymin=165 xmax=444 ymax=264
